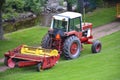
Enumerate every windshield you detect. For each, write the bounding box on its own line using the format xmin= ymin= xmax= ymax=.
xmin=53 ymin=19 xmax=68 ymax=31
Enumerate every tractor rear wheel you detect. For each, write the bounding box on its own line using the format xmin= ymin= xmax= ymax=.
xmin=41 ymin=33 xmax=52 ymax=49
xmin=63 ymin=36 xmax=81 ymax=59
xmin=91 ymin=40 xmax=102 ymax=53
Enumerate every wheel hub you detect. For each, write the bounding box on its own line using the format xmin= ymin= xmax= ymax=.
xmin=70 ymin=42 xmax=78 ymax=55
xmin=96 ymin=44 xmax=101 ymax=52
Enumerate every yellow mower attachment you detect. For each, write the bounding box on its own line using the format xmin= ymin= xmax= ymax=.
xmin=21 ymin=45 xmax=58 ymax=57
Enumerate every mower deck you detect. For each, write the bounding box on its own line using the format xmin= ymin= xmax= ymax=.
xmin=4 ymin=45 xmax=60 ymax=71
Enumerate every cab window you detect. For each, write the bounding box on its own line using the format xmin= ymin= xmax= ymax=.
xmin=69 ymin=17 xmax=81 ymax=31
xmin=53 ymin=19 xmax=67 ymax=31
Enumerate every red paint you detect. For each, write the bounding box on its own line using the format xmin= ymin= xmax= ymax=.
xmin=8 ymin=58 xmax=15 ymax=68
xmin=80 ymin=37 xmax=88 ymax=43
xmin=17 ymin=61 xmax=38 ymax=67
xmin=96 ymin=44 xmax=101 ymax=52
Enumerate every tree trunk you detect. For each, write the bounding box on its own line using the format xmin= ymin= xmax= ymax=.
xmin=0 ymin=8 xmax=4 ymax=40
xmin=67 ymin=2 xmax=72 ymax=11
xmin=66 ymin=0 xmax=72 ymax=11
xmin=77 ymin=0 xmax=84 ymax=14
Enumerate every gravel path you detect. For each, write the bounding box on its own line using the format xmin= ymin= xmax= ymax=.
xmin=0 ymin=58 xmax=4 ymax=63
xmin=0 ymin=58 xmax=10 ymax=72
xmin=93 ymin=21 xmax=120 ymax=40
xmin=0 ymin=21 xmax=120 ymax=72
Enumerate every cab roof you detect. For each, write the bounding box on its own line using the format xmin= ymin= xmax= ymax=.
xmin=53 ymin=12 xmax=82 ymax=21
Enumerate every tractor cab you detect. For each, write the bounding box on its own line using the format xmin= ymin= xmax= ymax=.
xmin=50 ymin=12 xmax=82 ymax=32
xmin=50 ymin=12 xmax=92 ymax=39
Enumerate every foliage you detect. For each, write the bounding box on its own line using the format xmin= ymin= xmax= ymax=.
xmin=0 ymin=0 xmax=6 ymax=40
xmin=96 ymin=0 xmax=104 ymax=7
xmin=0 ymin=31 xmax=120 ymax=80
xmin=4 ymin=0 xmax=25 ymax=12
xmin=67 ymin=0 xmax=104 ymax=12
xmin=89 ymin=0 xmax=104 ymax=7
xmin=2 ymin=0 xmax=45 ymax=20
xmin=3 ymin=17 xmax=38 ymax=33
xmin=67 ymin=0 xmax=77 ymax=4
xmin=0 ymin=0 xmax=6 ymax=8
xmin=4 ymin=0 xmax=45 ymax=14
xmin=24 ymin=0 xmax=45 ymax=14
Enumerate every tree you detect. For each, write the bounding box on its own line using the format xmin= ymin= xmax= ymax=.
xmin=0 ymin=0 xmax=5 ymax=40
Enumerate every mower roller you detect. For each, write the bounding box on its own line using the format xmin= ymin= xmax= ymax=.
xmin=4 ymin=45 xmax=60 ymax=71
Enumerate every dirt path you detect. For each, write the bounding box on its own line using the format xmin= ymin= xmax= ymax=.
xmin=0 ymin=21 xmax=120 ymax=72
xmin=93 ymin=21 xmax=120 ymax=40
xmin=0 ymin=58 xmax=10 ymax=72
xmin=0 ymin=58 xmax=4 ymax=63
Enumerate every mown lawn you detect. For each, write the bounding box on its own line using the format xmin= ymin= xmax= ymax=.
xmin=85 ymin=7 xmax=116 ymax=27
xmin=0 ymin=31 xmax=120 ymax=80
xmin=0 ymin=26 xmax=48 ymax=58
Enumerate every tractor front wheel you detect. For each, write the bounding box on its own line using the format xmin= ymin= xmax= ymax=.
xmin=91 ymin=40 xmax=102 ymax=53
xmin=63 ymin=36 xmax=81 ymax=59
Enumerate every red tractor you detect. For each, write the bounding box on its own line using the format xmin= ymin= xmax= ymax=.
xmin=41 ymin=12 xmax=102 ymax=59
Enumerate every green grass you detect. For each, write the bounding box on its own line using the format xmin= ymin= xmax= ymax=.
xmin=0 ymin=26 xmax=48 ymax=58
xmin=85 ymin=7 xmax=116 ymax=27
xmin=0 ymin=7 xmax=119 ymax=79
xmin=0 ymin=62 xmax=4 ymax=66
xmin=0 ymin=31 xmax=120 ymax=80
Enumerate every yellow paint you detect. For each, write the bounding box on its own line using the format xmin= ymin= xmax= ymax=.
xmin=21 ymin=45 xmax=58 ymax=57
